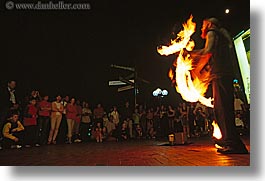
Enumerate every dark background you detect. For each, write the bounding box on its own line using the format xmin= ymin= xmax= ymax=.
xmin=0 ymin=0 xmax=250 ymax=108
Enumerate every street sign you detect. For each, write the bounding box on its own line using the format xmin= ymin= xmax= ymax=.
xmin=110 ymin=64 xmax=135 ymax=72
xmin=119 ymin=76 xmax=134 ymax=86
xmin=109 ymin=79 xmax=134 ymax=86
xmin=118 ymin=85 xmax=134 ymax=92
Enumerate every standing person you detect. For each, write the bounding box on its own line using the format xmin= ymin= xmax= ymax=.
xmin=146 ymin=108 xmax=154 ymax=133
xmin=187 ymin=102 xmax=196 ymax=137
xmin=139 ymin=105 xmax=146 ymax=137
xmin=37 ymin=95 xmax=51 ymax=145
xmin=73 ymin=100 xmax=82 ymax=143
xmin=120 ymin=101 xmax=133 ymax=138
xmin=167 ymin=105 xmax=175 ymax=133
xmin=132 ymin=108 xmax=140 ymax=137
xmin=180 ymin=102 xmax=190 ymax=137
xmin=159 ymin=105 xmax=168 ymax=138
xmin=234 ymin=95 xmax=244 ymax=115
xmin=58 ymin=95 xmax=69 ymax=144
xmin=80 ymin=102 xmax=92 ymax=142
xmin=65 ymin=98 xmax=77 ymax=144
xmin=190 ymin=17 xmax=248 ymax=154
xmin=153 ymin=106 xmax=160 ymax=135
xmin=48 ymin=95 xmax=63 ymax=145
xmin=120 ymin=101 xmax=133 ymax=124
xmin=93 ymin=103 xmax=104 ymax=126
xmin=23 ymin=98 xmax=39 ymax=147
xmin=110 ymin=106 xmax=120 ymax=127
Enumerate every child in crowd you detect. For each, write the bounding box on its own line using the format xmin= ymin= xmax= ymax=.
xmin=2 ymin=111 xmax=24 ymax=149
xmin=135 ymin=124 xmax=143 ymax=139
xmin=102 ymin=127 xmax=108 ymax=141
xmin=23 ymin=98 xmax=39 ymax=147
xmin=93 ymin=122 xmax=103 ymax=143
xmin=147 ymin=126 xmax=157 ymax=139
xmin=120 ymin=122 xmax=129 ymax=141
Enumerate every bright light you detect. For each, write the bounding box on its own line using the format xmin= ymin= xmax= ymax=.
xmin=225 ymin=9 xmax=230 ymax=14
xmin=153 ymin=91 xmax=159 ymax=97
xmin=162 ymin=90 xmax=168 ymax=96
xmin=153 ymin=88 xmax=168 ymax=97
xmin=156 ymin=88 xmax=162 ymax=94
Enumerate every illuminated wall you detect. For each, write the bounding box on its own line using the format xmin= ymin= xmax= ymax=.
xmin=233 ymin=29 xmax=250 ymax=104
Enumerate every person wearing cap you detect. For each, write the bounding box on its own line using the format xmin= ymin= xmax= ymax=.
xmin=189 ymin=17 xmax=248 ymax=154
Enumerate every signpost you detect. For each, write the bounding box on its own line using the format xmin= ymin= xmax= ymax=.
xmin=117 ymin=85 xmax=134 ymax=92
xmin=109 ymin=64 xmax=150 ymax=108
xmin=109 ymin=64 xmax=137 ymax=107
xmin=108 ymin=80 xmax=134 ymax=86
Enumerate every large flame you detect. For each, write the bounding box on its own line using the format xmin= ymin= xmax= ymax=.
xmin=212 ymin=120 xmax=222 ymax=140
xmin=157 ymin=15 xmax=213 ymax=108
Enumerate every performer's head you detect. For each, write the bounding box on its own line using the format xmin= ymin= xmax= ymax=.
xmin=201 ymin=17 xmax=220 ymax=39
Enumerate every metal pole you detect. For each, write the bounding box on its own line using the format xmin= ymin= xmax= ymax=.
xmin=134 ymin=66 xmax=137 ymax=108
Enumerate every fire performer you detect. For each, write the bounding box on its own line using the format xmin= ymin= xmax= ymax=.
xmin=189 ymin=18 xmax=248 ymax=154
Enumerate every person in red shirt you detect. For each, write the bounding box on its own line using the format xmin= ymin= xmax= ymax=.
xmin=37 ymin=95 xmax=51 ymax=145
xmin=66 ymin=98 xmax=77 ymax=144
xmin=93 ymin=103 xmax=104 ymax=125
xmin=23 ymin=98 xmax=39 ymax=147
xmin=73 ymin=100 xmax=82 ymax=143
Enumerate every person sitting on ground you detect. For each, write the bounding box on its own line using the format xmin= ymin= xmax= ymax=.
xmin=105 ymin=115 xmax=116 ymax=137
xmin=119 ymin=122 xmax=129 ymax=141
xmin=2 ymin=111 xmax=24 ymax=149
xmin=102 ymin=126 xmax=108 ymax=141
xmin=135 ymin=124 xmax=143 ymax=139
xmin=147 ymin=126 xmax=157 ymax=139
xmin=92 ymin=122 xmax=103 ymax=143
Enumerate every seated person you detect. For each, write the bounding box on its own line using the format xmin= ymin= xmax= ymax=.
xmin=147 ymin=127 xmax=157 ymax=139
xmin=135 ymin=124 xmax=143 ymax=139
xmin=92 ymin=122 xmax=103 ymax=143
xmin=102 ymin=127 xmax=108 ymax=141
xmin=119 ymin=122 xmax=129 ymax=141
xmin=2 ymin=111 xmax=24 ymax=149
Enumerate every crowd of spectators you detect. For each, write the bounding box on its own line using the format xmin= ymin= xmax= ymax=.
xmin=0 ymin=80 xmax=250 ymax=150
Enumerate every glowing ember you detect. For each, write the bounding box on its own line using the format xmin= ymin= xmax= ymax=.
xmin=212 ymin=120 xmax=222 ymax=140
xmin=157 ymin=15 xmax=213 ymax=108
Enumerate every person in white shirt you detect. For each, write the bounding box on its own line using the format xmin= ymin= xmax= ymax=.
xmin=110 ymin=106 xmax=120 ymax=126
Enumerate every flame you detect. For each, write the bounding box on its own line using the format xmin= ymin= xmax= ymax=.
xmin=157 ymin=15 xmax=196 ymax=56
xmin=212 ymin=120 xmax=222 ymax=140
xmin=157 ymin=15 xmax=213 ymax=107
xmin=168 ymin=69 xmax=174 ymax=80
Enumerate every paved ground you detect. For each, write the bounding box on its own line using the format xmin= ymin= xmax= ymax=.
xmin=0 ymin=136 xmax=250 ymax=166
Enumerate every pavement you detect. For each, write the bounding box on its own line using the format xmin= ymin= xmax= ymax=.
xmin=0 ymin=136 xmax=250 ymax=166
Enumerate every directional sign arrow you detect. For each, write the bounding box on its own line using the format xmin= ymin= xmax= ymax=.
xmin=117 ymin=85 xmax=134 ymax=92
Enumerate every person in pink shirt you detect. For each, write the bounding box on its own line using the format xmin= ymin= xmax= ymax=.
xmin=73 ymin=100 xmax=82 ymax=143
xmin=66 ymin=98 xmax=77 ymax=144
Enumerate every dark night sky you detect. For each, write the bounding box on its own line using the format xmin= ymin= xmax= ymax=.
xmin=0 ymin=0 xmax=250 ymax=108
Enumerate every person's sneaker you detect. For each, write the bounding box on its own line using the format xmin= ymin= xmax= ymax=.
xmin=74 ymin=139 xmax=82 ymax=143
xmin=11 ymin=145 xmax=22 ymax=149
xmin=217 ymin=146 xmax=249 ymax=154
xmin=25 ymin=144 xmax=31 ymax=148
xmin=66 ymin=140 xmax=72 ymax=144
xmin=35 ymin=144 xmax=40 ymax=147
